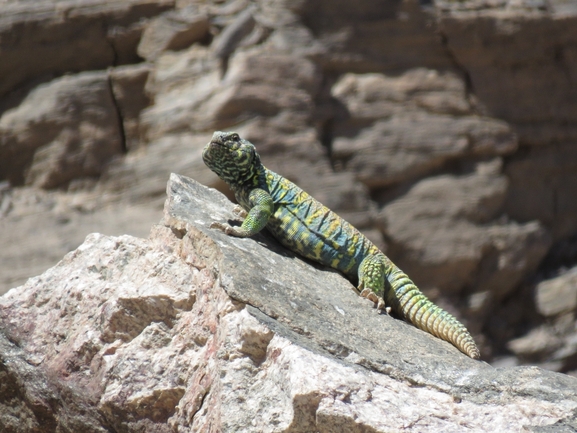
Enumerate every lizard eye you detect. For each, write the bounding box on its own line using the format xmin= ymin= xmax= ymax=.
xmin=229 ymin=133 xmax=240 ymax=141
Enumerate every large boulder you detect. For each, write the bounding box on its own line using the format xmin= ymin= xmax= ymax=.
xmin=0 ymin=174 xmax=576 ymax=432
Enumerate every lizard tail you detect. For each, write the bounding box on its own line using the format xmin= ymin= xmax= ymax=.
xmin=386 ymin=269 xmax=480 ymax=359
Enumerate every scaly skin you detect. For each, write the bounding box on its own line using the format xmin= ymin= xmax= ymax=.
xmin=202 ymin=131 xmax=480 ymax=359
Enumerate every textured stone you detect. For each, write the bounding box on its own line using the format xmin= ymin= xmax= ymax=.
xmin=141 ymin=49 xmax=322 ymax=138
xmin=506 ymin=266 xmax=577 ymax=372
xmin=137 ymin=7 xmax=210 ymax=61
xmin=1 ymin=174 xmax=577 ymax=432
xmin=102 ymin=132 xmax=217 ymax=202
xmin=0 ymin=186 xmax=160 ymax=296
xmin=212 ymin=5 xmax=256 ymax=61
xmin=291 ymin=0 xmax=455 ymax=72
xmin=380 ymin=173 xmax=551 ymax=302
xmin=0 ymin=71 xmax=123 ymax=188
xmin=0 ymin=0 xmax=174 ymax=98
xmin=331 ymin=71 xmax=517 ymax=188
xmin=1 ymin=0 xmax=577 ymax=381
xmin=438 ymin=7 xmax=577 ymax=144
xmin=536 ymin=267 xmax=577 ymax=317
xmin=109 ymin=63 xmax=153 ymax=150
xmin=507 ymin=326 xmax=564 ymax=360
xmin=505 ymin=143 xmax=577 ymax=240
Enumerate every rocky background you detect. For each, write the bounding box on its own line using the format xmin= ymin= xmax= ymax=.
xmin=1 ymin=0 xmax=577 ymax=376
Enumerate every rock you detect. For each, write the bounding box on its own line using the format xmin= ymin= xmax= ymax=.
xmin=212 ymin=5 xmax=256 ymax=66
xmin=507 ymin=326 xmax=564 ymax=361
xmin=0 ymin=64 xmax=154 ymax=188
xmin=109 ymin=63 xmax=153 ymax=150
xmin=505 ymin=142 xmax=577 ymax=240
xmin=292 ymin=0 xmax=455 ymax=72
xmin=0 ymin=0 xmax=175 ymax=99
xmin=141 ymin=49 xmax=322 ymax=138
xmin=137 ymin=7 xmax=210 ymax=61
xmin=0 ymin=185 xmax=161 ymax=296
xmin=380 ymin=173 xmax=551 ymax=302
xmin=1 ymin=173 xmax=577 ymax=432
xmin=507 ymin=267 xmax=577 ymax=372
xmin=0 ymin=71 xmax=123 ymax=188
xmin=438 ymin=4 xmax=577 ymax=144
xmin=143 ymin=44 xmax=219 ymax=97
xmin=331 ymin=71 xmax=517 ymax=188
xmin=1 ymin=0 xmax=577 ymax=381
xmin=332 ymin=68 xmax=473 ymax=119
xmin=536 ymin=266 xmax=577 ymax=317
xmin=102 ymin=132 xmax=217 ymax=203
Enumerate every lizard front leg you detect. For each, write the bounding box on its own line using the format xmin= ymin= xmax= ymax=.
xmin=358 ymin=254 xmax=390 ymax=313
xmin=210 ymin=188 xmax=273 ymax=237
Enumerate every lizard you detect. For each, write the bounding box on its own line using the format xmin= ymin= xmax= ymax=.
xmin=202 ymin=131 xmax=480 ymax=359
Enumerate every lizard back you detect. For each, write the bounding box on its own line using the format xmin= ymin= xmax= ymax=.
xmin=236 ymin=169 xmax=378 ymax=280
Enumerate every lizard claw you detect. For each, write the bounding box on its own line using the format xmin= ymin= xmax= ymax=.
xmin=360 ymin=288 xmax=379 ymax=304
xmin=210 ymin=221 xmax=233 ymax=235
xmin=360 ymin=288 xmax=388 ymax=313
xmin=232 ymin=205 xmax=248 ymax=218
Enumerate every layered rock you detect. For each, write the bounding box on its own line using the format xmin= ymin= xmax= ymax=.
xmin=0 ymin=71 xmax=124 ymax=188
xmin=0 ymin=0 xmax=576 ymax=376
xmin=1 ymin=174 xmax=576 ymax=432
xmin=0 ymin=0 xmax=174 ymax=99
xmin=508 ymin=266 xmax=577 ymax=373
xmin=379 ymin=172 xmax=551 ymax=331
xmin=330 ymin=70 xmax=517 ymax=188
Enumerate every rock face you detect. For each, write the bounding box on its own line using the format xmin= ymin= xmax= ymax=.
xmin=0 ymin=0 xmax=174 ymax=99
xmin=0 ymin=71 xmax=124 ymax=188
xmin=1 ymin=0 xmax=577 ymax=376
xmin=1 ymin=174 xmax=576 ymax=432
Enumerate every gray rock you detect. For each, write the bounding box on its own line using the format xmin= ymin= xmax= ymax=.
xmin=0 ymin=173 xmax=576 ymax=432
xmin=508 ymin=326 xmax=564 ymax=360
xmin=212 ymin=5 xmax=256 ymax=60
xmin=0 ymin=186 xmax=161 ymax=295
xmin=512 ymin=267 xmax=577 ymax=371
xmin=137 ymin=7 xmax=210 ymax=61
xmin=1 ymin=0 xmax=577 ymax=382
xmin=140 ymin=50 xmax=322 ymax=138
xmin=102 ymin=132 xmax=218 ymax=202
xmin=438 ymin=6 xmax=577 ymax=144
xmin=290 ymin=0 xmax=455 ymax=72
xmin=109 ymin=63 xmax=153 ymax=150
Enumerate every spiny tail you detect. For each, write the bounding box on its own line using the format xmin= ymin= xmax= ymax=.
xmin=385 ymin=267 xmax=480 ymax=359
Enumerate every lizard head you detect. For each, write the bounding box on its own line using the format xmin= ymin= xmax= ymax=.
xmin=203 ymin=131 xmax=261 ymax=185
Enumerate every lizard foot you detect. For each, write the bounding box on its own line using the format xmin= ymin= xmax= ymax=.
xmin=232 ymin=205 xmax=248 ymax=218
xmin=360 ymin=288 xmax=388 ymax=313
xmin=209 ymin=221 xmax=239 ymax=236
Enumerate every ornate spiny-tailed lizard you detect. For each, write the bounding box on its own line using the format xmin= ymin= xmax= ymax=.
xmin=202 ymin=131 xmax=480 ymax=359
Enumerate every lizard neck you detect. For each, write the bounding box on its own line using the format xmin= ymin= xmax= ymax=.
xmin=228 ymin=157 xmax=266 ymax=193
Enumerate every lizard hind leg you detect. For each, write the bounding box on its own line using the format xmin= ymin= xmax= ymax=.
xmin=357 ymin=254 xmax=389 ymax=312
